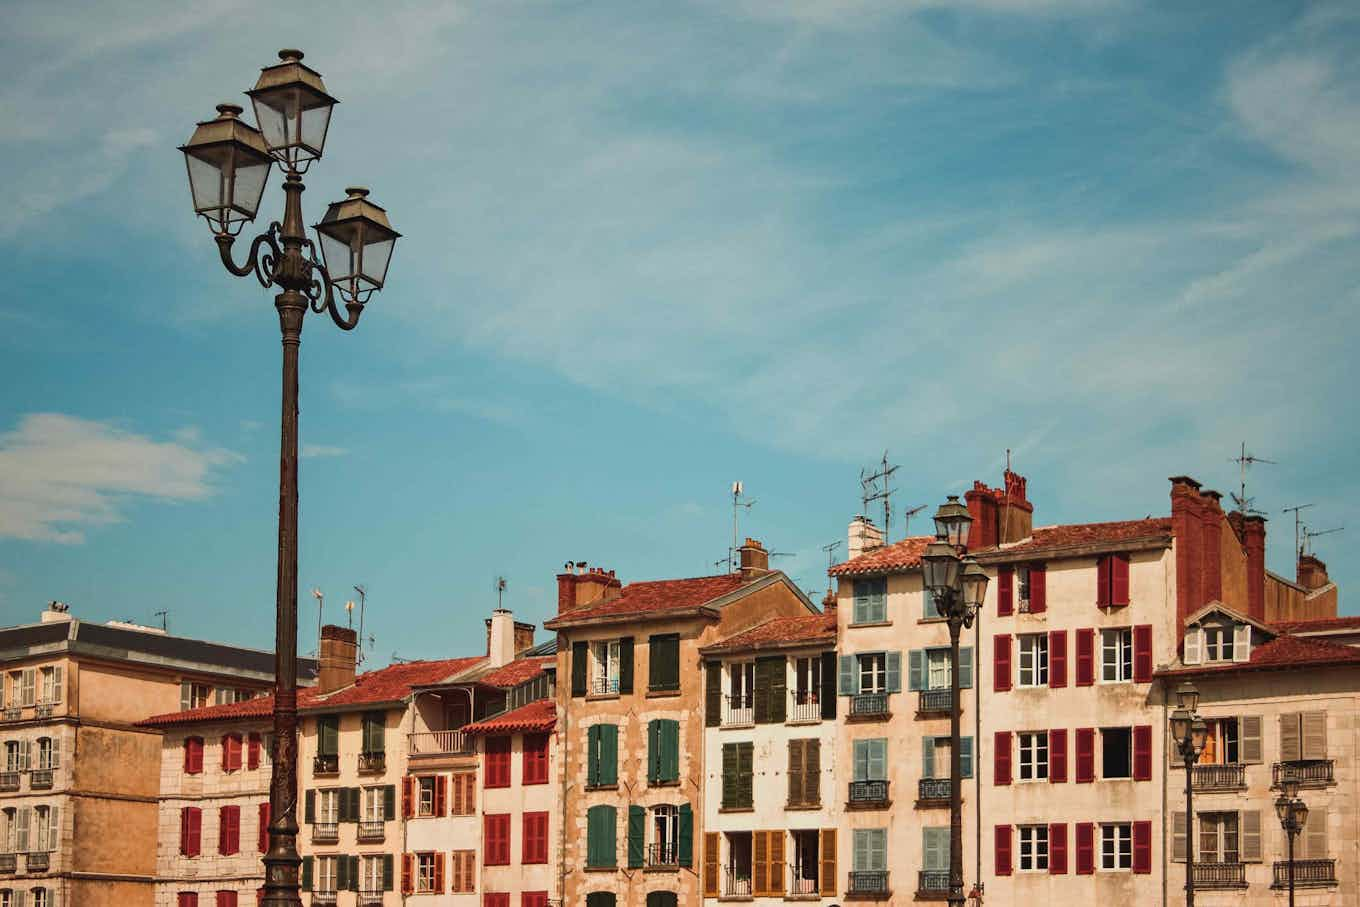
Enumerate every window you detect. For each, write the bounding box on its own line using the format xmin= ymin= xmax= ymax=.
xmin=222 ymin=734 xmax=243 ymax=773
xmin=361 ymin=711 xmax=385 ymax=755
xmin=648 ymin=633 xmax=680 ymax=691
xmin=360 ymin=855 xmax=386 ymax=894
xmin=793 ymin=656 xmax=822 ymax=708
xmin=33 ymin=890 xmax=50 ymax=907
xmin=218 ymin=805 xmax=240 ymax=855
xmin=1018 ymin=825 xmax=1049 ymax=871
xmin=215 ymin=892 xmax=237 ymax=907
xmin=852 ymin=578 xmax=887 ymax=624
xmin=921 ymin=736 xmax=973 ymax=779
xmin=857 ymin=653 xmax=887 ymax=694
xmin=38 ymin=668 xmax=61 ymax=705
xmin=586 ymin=804 xmax=618 ymax=868
xmin=1279 ymin=711 xmax=1328 ymax=761
xmin=522 ymin=811 xmax=549 ymax=864
xmin=416 ymin=777 xmax=437 ymax=816
xmin=1017 ymin=634 xmax=1048 ymax=687
xmin=35 ymin=737 xmax=57 ymax=771
xmin=786 ymin=738 xmax=821 ymax=806
xmin=1096 ymin=553 xmax=1130 ymax=607
xmin=450 ymin=850 xmax=476 ymax=893
xmin=523 ymin=733 xmax=550 ymax=785
xmin=1199 ymin=813 xmax=1239 ymax=864
xmin=925 ymin=649 xmax=951 ymax=690
xmin=1204 ymin=626 xmax=1234 ymax=662
xmin=415 ymin=852 xmax=440 ymax=894
xmin=183 ymin=737 xmax=204 ymax=774
xmin=1016 ymin=566 xmax=1031 ymax=610
xmin=644 ymin=893 xmax=676 ymax=907
xmin=651 ymin=804 xmax=678 ymax=864
xmin=485 ymin=737 xmax=512 ymax=788
xmin=484 ymin=814 xmax=511 ymax=866
xmin=258 ymin=802 xmax=269 ymax=854
xmin=1018 ymin=732 xmax=1048 ymax=781
xmin=586 ymin=724 xmax=619 ymax=787
xmin=247 ymin=733 xmax=262 ymax=770
xmin=647 ymin=719 xmax=680 ymax=784
xmin=585 ymin=894 xmax=617 ymax=907
xmin=1102 ymin=728 xmax=1132 ymax=779
xmin=484 ymin=896 xmax=510 ymax=907
xmin=729 ymin=661 xmax=754 ymax=713
xmin=34 ymin=805 xmax=58 ymax=852
xmin=1100 ymin=824 xmax=1131 ymax=870
xmin=317 ymin=789 xmax=340 ymax=824
xmin=4 ymin=742 xmax=24 ymax=773
xmin=721 ymin=741 xmax=754 ymax=809
xmin=922 ymin=826 xmax=949 ymax=873
xmin=852 ymin=738 xmax=887 ymax=782
xmin=852 ymin=828 xmax=887 ymax=872
xmin=1101 ymin=629 xmax=1133 ymax=682
xmin=362 ymin=786 xmax=385 ymax=822
xmin=1199 ymin=719 xmax=1240 ymax=765
xmin=592 ymin=640 xmax=621 ymax=694
xmin=180 ymin=806 xmax=202 ymax=856
xmin=180 ymin=682 xmax=211 ymax=711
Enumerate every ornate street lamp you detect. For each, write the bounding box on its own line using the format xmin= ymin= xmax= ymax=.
xmin=1169 ymin=681 xmax=1207 ymax=906
xmin=923 ymin=497 xmax=988 ymax=907
xmin=1275 ymin=778 xmax=1309 ymax=907
xmin=179 ymin=50 xmax=400 ymax=907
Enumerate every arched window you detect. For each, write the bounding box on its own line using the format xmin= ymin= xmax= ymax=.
xmin=33 ymin=887 xmax=49 ymax=907
xmin=646 ymin=893 xmax=678 ymax=907
xmin=585 ymin=894 xmax=616 ymax=907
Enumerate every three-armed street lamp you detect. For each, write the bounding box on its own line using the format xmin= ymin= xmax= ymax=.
xmin=1275 ymin=778 xmax=1309 ymax=907
xmin=921 ymin=496 xmax=990 ymax=907
xmin=1169 ymin=681 xmax=1208 ymax=907
xmin=179 ymin=50 xmax=400 ymax=907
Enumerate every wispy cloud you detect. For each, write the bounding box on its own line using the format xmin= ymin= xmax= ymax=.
xmin=0 ymin=413 xmax=240 ymax=544
xmin=301 ymin=444 xmax=349 ymax=459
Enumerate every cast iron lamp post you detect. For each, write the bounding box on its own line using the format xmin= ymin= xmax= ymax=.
xmin=1275 ymin=778 xmax=1309 ymax=907
xmin=1169 ymin=680 xmax=1208 ymax=907
xmin=179 ymin=50 xmax=400 ymax=907
xmin=921 ymin=496 xmax=990 ymax=907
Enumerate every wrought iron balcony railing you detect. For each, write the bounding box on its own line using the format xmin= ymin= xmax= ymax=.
xmin=1191 ymin=862 xmax=1247 ymax=889
xmin=311 ymin=822 xmax=339 ymax=843
xmin=787 ymin=864 xmax=820 ymax=897
xmin=722 ymin=867 xmax=753 ymax=898
xmin=849 ymin=779 xmax=889 ymax=806
xmin=591 ymin=676 xmax=621 ymax=696
xmin=918 ymin=688 xmax=951 ymax=714
xmin=850 ymin=692 xmax=889 ymax=718
xmin=357 ymin=820 xmax=385 ymax=842
xmin=408 ymin=730 xmax=473 ymax=756
xmin=647 ymin=841 xmax=679 ymax=868
xmin=34 ymin=703 xmax=54 ymax=719
xmin=725 ymin=694 xmax=754 ymax=726
xmin=313 ymin=754 xmax=339 ymax=775
xmin=918 ymin=777 xmax=951 ymax=802
xmin=357 ymin=751 xmax=386 ymax=773
xmin=848 ymin=870 xmax=890 ymax=896
xmin=789 ymin=691 xmax=822 ymax=722
xmin=1273 ymin=760 xmax=1334 ymax=788
xmin=312 ymin=894 xmax=338 ymax=907
xmin=1191 ymin=762 xmax=1245 ymax=791
xmin=358 ymin=890 xmax=385 ymax=907
xmin=918 ymin=870 xmax=950 ymax=894
xmin=1 ymin=708 xmax=20 ymax=722
xmin=1272 ymin=858 xmax=1337 ymax=888
xmin=29 ymin=770 xmax=53 ymax=790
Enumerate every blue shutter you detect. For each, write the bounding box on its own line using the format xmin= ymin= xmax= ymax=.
xmin=908 ymin=650 xmax=925 ymax=692
xmin=852 ymin=740 xmax=869 ymax=782
xmin=923 ymin=587 xmax=937 ymax=619
xmin=959 ymin=647 xmax=974 ymax=690
xmin=922 ymin=737 xmax=935 ymax=780
xmin=852 ymin=581 xmax=871 ymax=624
xmin=960 ymin=736 xmax=974 ymax=779
xmin=869 ymin=739 xmax=887 ymax=781
xmin=838 ymin=655 xmax=855 ymax=695
xmin=885 ymin=652 xmax=902 ymax=693
xmin=870 ymin=579 xmax=887 ymax=622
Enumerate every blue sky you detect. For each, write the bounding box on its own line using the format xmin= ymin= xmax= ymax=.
xmin=1 ymin=0 xmax=1356 ymax=662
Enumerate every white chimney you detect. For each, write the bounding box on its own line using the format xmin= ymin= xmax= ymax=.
xmin=847 ymin=516 xmax=884 ymax=560
xmin=41 ymin=602 xmax=72 ymax=624
xmin=488 ymin=609 xmax=516 ymax=668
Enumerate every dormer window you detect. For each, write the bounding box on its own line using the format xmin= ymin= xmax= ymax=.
xmin=1016 ymin=566 xmax=1031 ymax=612
xmin=1203 ymin=626 xmax=1234 ymax=662
xmin=1183 ymin=615 xmax=1251 ymax=666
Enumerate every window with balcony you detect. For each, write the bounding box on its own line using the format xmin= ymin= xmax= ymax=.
xmin=721 ymin=742 xmax=753 ymax=809
xmin=3 ymin=742 xmax=25 ymax=774
xmin=359 ymin=711 xmax=385 ymax=772
xmin=37 ymin=668 xmax=61 ymax=708
xmin=859 ymin=653 xmax=887 ymax=694
xmin=723 ymin=831 xmax=753 ymax=897
xmin=1101 ymin=628 xmax=1133 ymax=682
xmin=1018 ymin=732 xmax=1048 ymax=781
xmin=359 ymin=787 xmax=387 ymax=841
xmin=1018 ymin=825 xmax=1048 ymax=871
xmin=314 ymin=716 xmax=339 ymax=774
xmin=592 ymin=639 xmax=621 ymax=695
xmin=727 ymin=661 xmax=754 ymax=725
xmin=648 ymin=805 xmax=679 ymax=867
xmin=851 ymin=738 xmax=888 ymax=805
xmin=791 ymin=656 xmax=823 ymax=721
xmin=852 ymin=578 xmax=887 ymax=624
xmin=1100 ymin=823 xmax=1132 ymax=870
xmin=1017 ymin=634 xmax=1048 ymax=687
xmin=919 ymin=827 xmax=949 ymax=893
xmin=850 ymin=828 xmax=888 ymax=894
xmin=788 ymin=829 xmax=824 ymax=896
xmin=313 ymin=789 xmax=340 ymax=841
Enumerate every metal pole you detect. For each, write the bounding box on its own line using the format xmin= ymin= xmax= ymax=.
xmin=262 ymin=170 xmax=309 ymax=907
xmin=1183 ymin=746 xmax=1194 ymax=907
xmin=1287 ymin=820 xmax=1295 ymax=907
xmin=947 ymin=600 xmax=965 ymax=907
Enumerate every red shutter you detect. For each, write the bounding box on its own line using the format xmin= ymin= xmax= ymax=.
xmin=1133 ymin=624 xmax=1153 ymax=683
xmin=185 ymin=737 xmax=204 ymax=774
xmin=993 ymin=731 xmax=1012 ymax=786
xmin=1029 ymin=564 xmax=1047 ymax=612
xmin=180 ymin=808 xmax=190 ymax=856
xmin=524 ymin=734 xmax=549 ymax=785
xmin=1096 ymin=555 xmax=1111 ymax=606
xmin=435 ymin=775 xmax=448 ymax=816
xmin=248 ymin=733 xmax=262 ymax=770
xmin=486 ymin=738 xmax=511 ymax=788
xmin=1132 ymin=820 xmax=1152 ymax=873
xmin=217 ymin=890 xmax=237 ymax=907
xmin=1049 ymin=729 xmax=1067 ymax=783
xmin=1075 ymin=823 xmax=1095 ymax=875
xmin=402 ymin=777 xmax=414 ymax=818
xmin=997 ymin=567 xmax=1014 ymax=616
xmin=434 ymin=851 xmax=446 ymax=893
xmin=1048 ymin=630 xmax=1067 ymax=688
xmin=1075 ymin=629 xmax=1095 ymax=686
xmin=1049 ymin=823 xmax=1067 ymax=874
xmin=258 ymin=802 xmax=270 ymax=854
xmin=185 ymin=807 xmax=202 ymax=857
xmin=1075 ymin=728 xmax=1095 ymax=783
xmin=1133 ymin=725 xmax=1152 ymax=781
xmin=523 ymin=811 xmax=548 ymax=864
xmin=401 ymin=853 xmax=414 ymax=894
xmin=1112 ymin=553 xmax=1131 ymax=606
xmin=993 ymin=635 xmax=1012 ymax=692
xmin=179 ymin=895 xmax=198 ymax=907
xmin=994 ymin=825 xmax=1012 ymax=876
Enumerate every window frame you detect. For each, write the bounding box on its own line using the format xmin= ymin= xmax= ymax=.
xmin=1017 ymin=731 xmax=1049 ymax=782
xmin=317 ymin=788 xmax=341 ymax=824
xmin=1018 ymin=824 xmax=1049 ymax=872
xmin=1017 ymin=634 xmax=1049 ymax=687
xmin=317 ymin=854 xmax=340 ymax=895
xmin=1100 ymin=628 xmax=1133 ymax=683
xmin=592 ymin=640 xmax=621 ymax=693
xmin=416 ymin=776 xmax=438 ymax=817
xmin=416 ymin=852 xmax=438 ymax=894
xmin=1100 ymin=823 xmax=1132 ymax=871
xmin=1100 ymin=727 xmax=1133 ymax=779
xmin=857 ymin=653 xmax=887 ymax=695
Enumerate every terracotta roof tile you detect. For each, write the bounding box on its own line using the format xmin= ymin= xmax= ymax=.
xmin=828 ymin=536 xmax=932 ymax=577
xmin=545 ymin=573 xmax=748 ymax=625
xmin=1269 ymin=615 xmax=1360 ymax=634
xmin=462 ymin=699 xmax=556 ymax=736
xmin=1157 ymin=634 xmax=1360 ymax=678
xmin=702 ymin=613 xmax=836 ymax=654
xmin=476 ymin=656 xmax=555 ymax=688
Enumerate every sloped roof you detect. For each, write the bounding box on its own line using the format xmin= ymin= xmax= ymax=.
xmin=544 ymin=573 xmax=749 ymax=626
xmin=1270 ymin=615 xmax=1360 ymax=635
xmin=828 ymin=536 xmax=932 ymax=577
xmin=475 ymin=655 xmax=555 ymax=688
xmin=701 ymin=612 xmax=836 ymax=654
xmin=462 ymin=699 xmax=556 ymax=736
xmin=1156 ymin=634 xmax=1360 ymax=679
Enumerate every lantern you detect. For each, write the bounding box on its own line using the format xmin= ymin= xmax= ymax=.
xmin=179 ymin=104 xmax=273 ymax=235
xmin=247 ymin=49 xmax=338 ymax=168
xmin=314 ymin=187 xmax=400 ymax=302
xmin=922 ymin=540 xmax=961 ymax=597
xmin=933 ymin=495 xmax=973 ymax=548
xmin=960 ymin=558 xmax=990 ymax=611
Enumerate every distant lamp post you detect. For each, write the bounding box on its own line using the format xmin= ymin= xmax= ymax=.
xmin=1275 ymin=778 xmax=1309 ymax=907
xmin=922 ymin=496 xmax=988 ymax=907
xmin=179 ymin=49 xmax=401 ymax=907
xmin=1169 ymin=681 xmax=1207 ymax=907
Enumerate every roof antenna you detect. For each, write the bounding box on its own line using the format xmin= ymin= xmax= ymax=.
xmin=730 ymin=481 xmax=756 ymax=573
xmin=153 ymin=610 xmax=169 ymax=633
xmin=351 ymin=585 xmax=368 ymax=666
xmin=1302 ymin=525 xmax=1344 ymax=557
xmin=311 ymin=588 xmax=324 ymax=659
xmin=860 ymin=451 xmax=900 ymax=543
xmin=1281 ymin=505 xmax=1315 ymax=561
xmin=496 ymin=576 xmax=507 ymax=610
xmin=1229 ymin=442 xmax=1275 ymax=515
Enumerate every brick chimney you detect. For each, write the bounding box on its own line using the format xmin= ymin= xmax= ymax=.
xmin=822 ymin=589 xmax=837 ymax=614
xmin=1199 ymin=489 xmax=1225 ymax=606
xmin=965 ymin=469 xmax=1034 ymax=549
xmin=555 ymin=562 xmax=622 ymax=614
xmin=847 ymin=516 xmax=884 ymax=560
xmin=514 ymin=621 xmax=536 ymax=655
xmin=738 ymin=538 xmax=770 ymax=579
xmin=1297 ymin=553 xmax=1330 ymax=591
xmin=1242 ymin=515 xmax=1266 ymax=621
xmin=318 ymin=625 xmax=357 ymax=695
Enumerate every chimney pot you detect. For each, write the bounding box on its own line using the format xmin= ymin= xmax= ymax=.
xmin=738 ymin=538 xmax=770 ymax=579
xmin=318 ymin=625 xmax=358 ymax=694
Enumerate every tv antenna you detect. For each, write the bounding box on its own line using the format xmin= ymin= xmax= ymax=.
xmin=311 ymin=588 xmax=324 ymax=656
xmin=1303 ymin=525 xmax=1344 ymax=556
xmin=901 ymin=503 xmax=927 ymax=538
xmin=495 ymin=576 xmax=507 ymax=610
xmin=729 ymin=481 xmax=756 ymax=572
xmin=860 ymin=451 xmax=900 ymax=543
xmin=153 ymin=610 xmax=169 ymax=633
xmin=391 ymin=651 xmax=412 ymax=665
xmin=351 ymin=585 xmax=368 ymax=665
xmin=1281 ymin=505 xmax=1315 ymax=559
xmin=821 ymin=539 xmax=843 ymax=570
xmin=1229 ymin=442 xmax=1275 ymax=515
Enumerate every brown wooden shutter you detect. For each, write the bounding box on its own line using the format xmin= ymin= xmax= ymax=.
xmin=1279 ymin=713 xmax=1301 ymax=762
xmin=787 ymin=741 xmax=804 ymax=806
xmin=768 ymin=831 xmax=784 ymax=895
xmin=401 ymin=853 xmax=413 ymax=894
xmin=805 ymin=739 xmax=821 ymax=806
xmin=1075 ymin=628 xmax=1095 ymax=686
xmin=1241 ymin=810 xmax=1262 ymax=862
xmin=820 ymin=829 xmax=837 ymax=897
xmin=433 ymin=851 xmax=445 ymax=893
xmin=752 ymin=831 xmax=769 ymax=895
xmin=1132 ymin=820 xmax=1151 ymax=873
xmin=435 ymin=775 xmax=447 ymax=815
xmin=1304 ymin=805 xmax=1327 ymax=860
xmin=1302 ymin=711 xmax=1327 ymax=759
xmin=703 ymin=832 xmax=720 ymax=896
xmin=402 ymin=776 xmax=414 ymax=818
xmin=1240 ymin=716 xmax=1262 ymax=763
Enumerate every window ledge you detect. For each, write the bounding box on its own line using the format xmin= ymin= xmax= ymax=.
xmin=720 ymin=722 xmax=755 ymax=731
xmin=647 ymin=780 xmax=681 ymax=788
xmin=719 ymin=806 xmax=754 ymax=814
xmin=784 ymin=802 xmax=822 ymax=811
xmin=916 ymin=618 xmax=947 ymax=625
xmin=586 ymin=693 xmax=621 ymax=702
xmin=585 ymin=784 xmax=619 ymax=792
xmin=583 ymin=865 xmax=618 ymax=872
xmin=646 ymin=688 xmax=682 ymax=698
xmin=643 ymin=866 xmax=682 ymax=873
xmin=847 ymin=621 xmax=893 ymax=629
xmin=785 ymin=718 xmax=823 ymax=726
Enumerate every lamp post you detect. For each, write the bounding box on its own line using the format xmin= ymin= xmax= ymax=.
xmin=179 ymin=50 xmax=400 ymax=907
xmin=1275 ymin=778 xmax=1309 ymax=907
xmin=921 ymin=496 xmax=990 ymax=907
xmin=1168 ymin=681 xmax=1207 ymax=907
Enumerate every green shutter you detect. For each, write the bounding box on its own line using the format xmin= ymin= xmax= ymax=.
xmin=350 ymin=787 xmax=362 ymax=823
xmin=885 ymin=652 xmax=902 ymax=693
xmin=923 ymin=587 xmax=936 ymax=619
xmin=908 ymin=650 xmax=925 ymax=691
xmin=924 ymin=828 xmax=948 ymax=871
xmin=628 ymin=805 xmax=646 ymax=868
xmin=722 ymin=743 xmax=738 ymax=808
xmin=737 ymin=742 xmax=754 ymax=808
xmin=678 ymin=803 xmax=694 ymax=867
xmin=647 ymin=720 xmax=660 ymax=782
xmin=588 ymin=805 xmax=617 ymax=867
xmin=587 ymin=725 xmax=601 ymax=786
xmin=364 ymin=712 xmax=385 ymax=754
xmin=705 ymin=661 xmax=722 ymax=726
xmin=600 ymin=724 xmax=619 ymax=785
xmin=382 ymin=853 xmax=394 ymax=891
xmin=649 ymin=634 xmax=680 ymax=691
xmin=753 ymin=657 xmax=780 ymax=724
xmin=960 ymin=736 xmax=974 ymax=779
xmin=869 ymin=579 xmax=887 ymax=622
xmin=304 ymin=790 xmax=315 ymax=824
xmin=766 ymin=656 xmax=787 ymax=723
xmin=867 ymin=739 xmax=886 ymax=780
xmin=853 ymin=581 xmax=871 ymax=623
xmin=922 ymin=737 xmax=935 ymax=780
xmin=337 ymin=853 xmax=348 ymax=890
xmin=571 ymin=641 xmax=588 ymax=697
xmin=959 ymin=647 xmax=973 ymax=689
xmin=318 ymin=717 xmax=338 ymax=757
xmin=618 ymin=637 xmax=634 ymax=694
xmin=852 ymin=829 xmax=868 ymax=872
xmin=820 ymin=652 xmax=837 ymax=719
xmin=838 ymin=655 xmax=855 ymax=695
xmin=383 ymin=785 xmax=396 ymax=820
xmin=337 ymin=788 xmax=350 ymax=822
xmin=660 ymin=720 xmax=679 ymax=783
xmin=853 ymin=740 xmax=868 ymax=782
xmin=301 ymin=856 xmax=313 ymax=890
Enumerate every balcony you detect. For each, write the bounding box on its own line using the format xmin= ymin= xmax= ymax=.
xmin=1191 ymin=763 xmax=1245 ymax=791
xmin=917 ymin=777 xmax=951 ymax=805
xmin=312 ymin=894 xmax=338 ymax=907
xmin=357 ymin=820 xmax=385 ymax=843
xmin=787 ymin=864 xmax=820 ymax=898
xmin=1191 ymin=862 xmax=1247 ymax=889
xmin=0 ymin=773 xmax=19 ymax=792
xmin=847 ymin=870 xmax=890 ymax=898
xmin=1273 ymin=760 xmax=1334 ymax=788
xmin=312 ymin=754 xmax=339 ymax=776
xmin=26 ymin=852 xmax=49 ymax=873
xmin=0 ymin=853 xmax=14 ymax=873
xmin=591 ymin=677 xmax=621 ymax=696
xmin=848 ymin=779 xmax=889 ymax=808
xmin=2 ymin=708 xmax=19 ymax=722
xmin=849 ymin=692 xmax=889 ymax=719
xmin=789 ymin=691 xmax=821 ymax=723
xmin=358 ymin=891 xmax=385 ymax=907
xmin=917 ymin=870 xmax=950 ymax=898
xmin=357 ymin=752 xmax=386 ymax=774
xmin=34 ymin=703 xmax=53 ymax=719
xmin=647 ymin=841 xmax=679 ymax=869
xmin=29 ymin=770 xmax=53 ymax=790
xmin=311 ymin=822 xmax=339 ymax=844
xmin=723 ymin=867 xmax=753 ymax=898
xmin=918 ymin=688 xmax=951 ymax=715
xmin=724 ymin=694 xmax=754 ymax=727
xmin=1272 ymin=859 xmax=1337 ymax=888
xmin=408 ymin=730 xmax=474 ymax=757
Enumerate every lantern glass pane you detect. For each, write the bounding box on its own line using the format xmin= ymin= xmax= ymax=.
xmin=319 ymin=231 xmax=356 ymax=282
xmin=956 ymin=518 xmax=972 ymax=548
xmin=186 ymin=152 xmax=226 ymax=214
xmin=232 ymin=158 xmax=271 ymax=219
xmin=300 ymin=101 xmax=332 ymax=157
xmin=360 ymin=237 xmax=394 ymax=287
xmin=252 ymin=95 xmax=291 ymax=152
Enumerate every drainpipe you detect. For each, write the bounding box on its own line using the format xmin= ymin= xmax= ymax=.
xmin=974 ymin=614 xmax=982 ymax=900
xmin=1160 ymin=691 xmax=1169 ymax=907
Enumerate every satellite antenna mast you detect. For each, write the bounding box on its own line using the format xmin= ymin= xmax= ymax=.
xmin=496 ymin=576 xmax=507 ymax=610
xmin=730 ymin=481 xmax=756 ymax=572
xmin=901 ymin=504 xmax=927 ymax=538
xmin=822 ymin=539 xmax=843 ymax=570
xmin=1302 ymin=525 xmax=1344 ymax=556
xmin=153 ymin=610 xmax=169 ymax=633
xmin=861 ymin=451 xmax=900 ymax=543
xmin=351 ymin=585 xmax=368 ymax=666
xmin=311 ymin=588 xmax=324 ymax=657
xmin=1229 ymin=442 xmax=1275 ymax=515
xmin=1281 ymin=505 xmax=1315 ymax=560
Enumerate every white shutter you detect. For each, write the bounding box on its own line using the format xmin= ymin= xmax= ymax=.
xmin=1232 ymin=624 xmax=1251 ymax=662
xmin=51 ymin=667 xmax=62 ymax=704
xmin=1171 ymin=811 xmax=1187 ymax=862
xmin=1240 ymin=810 xmax=1261 ymax=861
xmin=1239 ymin=716 xmax=1262 ymax=764
xmin=49 ymin=735 xmax=60 ymax=769
xmin=1301 ymin=711 xmax=1328 ymax=760
xmin=180 ymin=681 xmax=192 ymax=712
xmin=21 ymin=741 xmax=31 ymax=771
xmin=20 ymin=670 xmax=35 ymax=707
xmin=1304 ymin=806 xmax=1328 ymax=860
xmin=1183 ymin=628 xmax=1203 ymax=665
xmin=16 ymin=807 xmax=30 ymax=852
xmin=47 ymin=805 xmax=59 ymax=851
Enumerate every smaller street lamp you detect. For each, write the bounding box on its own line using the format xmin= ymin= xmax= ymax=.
xmin=1170 ymin=681 xmax=1207 ymax=906
xmin=1275 ymin=778 xmax=1309 ymax=907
